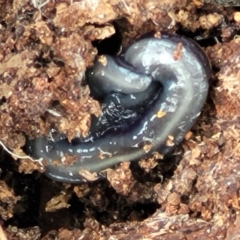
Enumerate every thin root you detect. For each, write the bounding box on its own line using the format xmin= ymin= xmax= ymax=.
xmin=0 ymin=140 xmax=44 ymax=166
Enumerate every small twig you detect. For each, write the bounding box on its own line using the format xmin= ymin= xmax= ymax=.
xmin=31 ymin=0 xmax=50 ymax=8
xmin=30 ymin=0 xmax=50 ymax=12
xmin=46 ymin=108 xmax=62 ymax=117
xmin=121 ymin=0 xmax=130 ymax=13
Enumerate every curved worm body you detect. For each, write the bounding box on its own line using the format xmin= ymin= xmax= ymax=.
xmin=87 ymin=55 xmax=152 ymax=98
xmin=26 ymin=33 xmax=211 ymax=183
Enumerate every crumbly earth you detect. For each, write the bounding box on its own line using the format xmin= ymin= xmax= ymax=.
xmin=0 ymin=0 xmax=240 ymax=239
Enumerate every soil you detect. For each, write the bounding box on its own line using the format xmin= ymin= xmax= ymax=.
xmin=1 ymin=0 xmax=240 ymax=239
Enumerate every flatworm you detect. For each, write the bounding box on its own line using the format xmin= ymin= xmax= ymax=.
xmin=26 ymin=33 xmax=211 ymax=183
